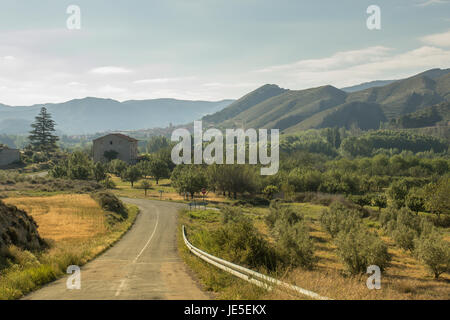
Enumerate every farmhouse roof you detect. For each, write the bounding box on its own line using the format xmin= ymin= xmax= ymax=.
xmin=93 ymin=133 xmax=138 ymax=142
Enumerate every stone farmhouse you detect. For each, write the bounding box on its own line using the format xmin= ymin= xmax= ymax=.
xmin=0 ymin=146 xmax=20 ymax=167
xmin=93 ymin=133 xmax=138 ymax=164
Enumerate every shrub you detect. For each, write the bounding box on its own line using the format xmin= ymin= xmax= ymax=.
xmin=392 ymin=224 xmax=417 ymax=251
xmin=221 ymin=206 xmax=245 ymax=224
xmin=262 ymin=185 xmax=279 ymax=200
xmin=275 ymin=221 xmax=315 ymax=269
xmin=100 ymin=176 xmax=116 ymax=189
xmin=93 ymin=192 xmax=127 ymax=219
xmin=415 ymin=231 xmax=450 ymax=279
xmin=336 ymin=227 xmax=390 ymax=274
xmin=348 ymin=194 xmax=371 ymax=207
xmin=371 ymin=193 xmax=387 ymax=211
xmin=266 ymin=201 xmax=303 ymax=229
xmin=92 ymin=162 xmax=107 ymax=182
xmin=320 ymin=203 xmax=362 ymax=238
xmin=232 ymin=197 xmax=270 ymax=207
xmin=212 ymin=219 xmax=278 ymax=271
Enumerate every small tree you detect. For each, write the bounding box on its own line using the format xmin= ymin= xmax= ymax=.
xmin=140 ymin=180 xmax=151 ymax=196
xmin=415 ymin=232 xmax=450 ymax=279
xmin=122 ymin=166 xmax=141 ymax=187
xmin=262 ymin=185 xmax=279 ymax=200
xmin=108 ymin=159 xmax=128 ymax=177
xmin=148 ymin=158 xmax=169 ymax=184
xmin=92 ymin=162 xmax=107 ymax=182
xmin=276 ymin=220 xmax=315 ymax=269
xmin=67 ymin=151 xmax=93 ymax=180
xmin=424 ymin=177 xmax=450 ymax=221
xmin=386 ymin=179 xmax=408 ymax=209
xmin=406 ymin=189 xmax=425 ymax=215
xmin=28 ymin=107 xmax=59 ymax=153
xmin=336 ymin=227 xmax=390 ymax=274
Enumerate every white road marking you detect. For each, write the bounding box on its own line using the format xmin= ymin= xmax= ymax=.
xmin=133 ymin=208 xmax=159 ymax=263
xmin=114 ymin=206 xmax=159 ymax=297
xmin=114 ymin=279 xmax=127 ymax=297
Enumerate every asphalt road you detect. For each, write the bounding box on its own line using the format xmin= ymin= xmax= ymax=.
xmin=23 ymin=198 xmax=210 ymax=300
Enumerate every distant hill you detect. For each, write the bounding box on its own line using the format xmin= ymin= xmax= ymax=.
xmin=393 ymin=101 xmax=450 ymax=129
xmin=341 ymin=68 xmax=450 ymax=93
xmin=346 ymin=71 xmax=449 ymax=119
xmin=202 ymin=84 xmax=287 ymax=124
xmin=203 ymin=68 xmax=450 ymax=133
xmin=0 ymin=98 xmax=234 ymax=134
xmin=341 ymin=80 xmax=397 ymax=92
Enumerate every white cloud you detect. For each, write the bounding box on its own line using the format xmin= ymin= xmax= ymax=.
xmin=98 ymin=85 xmax=127 ymax=94
xmin=257 ymin=46 xmax=391 ymax=73
xmin=421 ymin=29 xmax=450 ymax=47
xmin=202 ymin=82 xmax=256 ymax=88
xmin=250 ymin=45 xmax=450 ymax=90
xmin=133 ymin=76 xmax=195 ymax=84
xmin=67 ymin=81 xmax=85 ymax=86
xmin=90 ymin=66 xmax=132 ymax=75
xmin=415 ymin=0 xmax=449 ymax=7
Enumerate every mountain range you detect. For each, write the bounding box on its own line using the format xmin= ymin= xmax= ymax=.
xmin=1 ymin=68 xmax=449 ymax=136
xmin=0 ymin=98 xmax=234 ymax=135
xmin=203 ymin=68 xmax=450 ymax=133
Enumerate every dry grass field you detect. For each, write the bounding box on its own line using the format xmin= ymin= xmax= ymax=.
xmin=0 ymin=194 xmax=138 ymax=300
xmin=4 ymin=195 xmax=107 ymax=241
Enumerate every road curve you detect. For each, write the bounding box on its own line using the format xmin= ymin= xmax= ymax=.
xmin=23 ymin=198 xmax=210 ymax=300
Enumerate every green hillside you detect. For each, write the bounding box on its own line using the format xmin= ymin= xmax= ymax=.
xmin=203 ymin=68 xmax=450 ymax=133
xmin=202 ymin=84 xmax=286 ymax=124
xmin=287 ymin=101 xmax=386 ymax=132
xmin=346 ymin=73 xmax=445 ymax=119
xmin=393 ymin=101 xmax=450 ymax=129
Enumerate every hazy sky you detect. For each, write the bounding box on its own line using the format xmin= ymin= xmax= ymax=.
xmin=0 ymin=0 xmax=449 ymax=105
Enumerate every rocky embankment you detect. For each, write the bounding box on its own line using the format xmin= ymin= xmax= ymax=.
xmin=0 ymin=201 xmax=46 ymax=252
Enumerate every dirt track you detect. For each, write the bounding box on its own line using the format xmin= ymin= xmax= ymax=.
xmin=23 ymin=198 xmax=210 ymax=300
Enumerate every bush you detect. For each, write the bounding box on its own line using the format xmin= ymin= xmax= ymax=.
xmin=336 ymin=227 xmax=391 ymax=274
xmin=392 ymin=224 xmax=417 ymax=251
xmin=275 ymin=221 xmax=315 ymax=269
xmin=93 ymin=192 xmax=127 ymax=219
xmin=348 ymin=194 xmax=372 ymax=207
xmin=371 ymin=193 xmax=387 ymax=211
xmin=265 ymin=201 xmax=303 ymax=229
xmin=262 ymin=185 xmax=279 ymax=200
xmin=232 ymin=197 xmax=270 ymax=207
xmin=212 ymin=219 xmax=278 ymax=271
xmin=221 ymin=206 xmax=244 ymax=224
xmin=415 ymin=231 xmax=450 ymax=279
xmin=100 ymin=176 xmax=116 ymax=189
xmin=320 ymin=203 xmax=362 ymax=238
xmin=264 ymin=202 xmax=315 ymax=269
